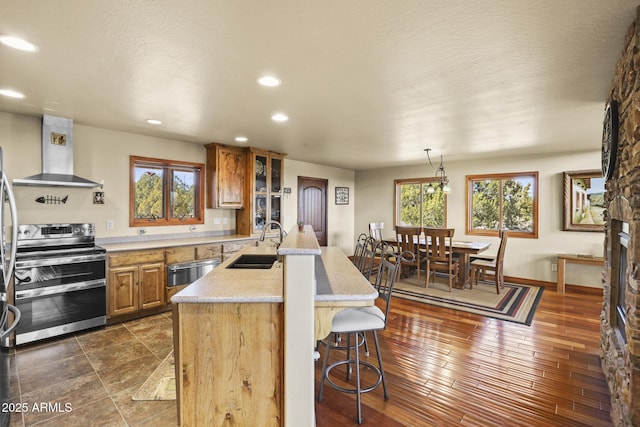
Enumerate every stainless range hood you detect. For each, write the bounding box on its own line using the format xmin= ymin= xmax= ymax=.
xmin=13 ymin=115 xmax=102 ymax=188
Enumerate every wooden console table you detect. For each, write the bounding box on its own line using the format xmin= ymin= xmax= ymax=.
xmin=557 ymin=254 xmax=604 ymax=293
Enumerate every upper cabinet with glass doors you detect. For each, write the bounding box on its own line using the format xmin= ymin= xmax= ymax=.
xmin=236 ymin=148 xmax=286 ymax=235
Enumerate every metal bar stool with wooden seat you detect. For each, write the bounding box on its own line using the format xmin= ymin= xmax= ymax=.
xmin=317 ymin=247 xmax=406 ymax=424
xmin=350 ymin=233 xmax=369 ymax=267
xmin=470 ymin=229 xmax=508 ymax=294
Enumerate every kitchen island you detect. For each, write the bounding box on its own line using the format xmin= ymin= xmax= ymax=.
xmin=171 ymin=226 xmax=377 ymax=426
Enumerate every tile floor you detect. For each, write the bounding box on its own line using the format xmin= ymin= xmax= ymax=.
xmin=4 ymin=312 xmax=177 ymax=426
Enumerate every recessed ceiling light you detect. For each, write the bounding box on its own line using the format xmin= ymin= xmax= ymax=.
xmin=0 ymin=89 xmax=25 ymax=99
xmin=257 ymin=76 xmax=281 ymax=87
xmin=0 ymin=35 xmax=38 ymax=52
xmin=271 ymin=113 xmax=289 ymax=122
xmin=235 ymin=136 xmax=248 ymax=143
xmin=146 ymin=119 xmax=162 ymax=125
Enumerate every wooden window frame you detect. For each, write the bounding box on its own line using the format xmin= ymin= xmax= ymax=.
xmin=394 ymin=177 xmax=448 ymax=228
xmin=466 ymin=171 xmax=538 ymax=238
xmin=130 ymin=155 xmax=205 ymax=227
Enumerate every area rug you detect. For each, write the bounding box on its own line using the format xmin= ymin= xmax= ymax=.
xmin=132 ymin=351 xmax=176 ymax=401
xmin=392 ymin=276 xmax=543 ymax=326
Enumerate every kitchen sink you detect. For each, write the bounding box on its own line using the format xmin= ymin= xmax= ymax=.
xmin=226 ymin=254 xmax=279 ymax=269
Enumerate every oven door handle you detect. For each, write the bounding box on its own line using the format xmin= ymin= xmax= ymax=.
xmin=16 ymin=253 xmax=106 ymax=268
xmin=15 ymin=279 xmax=106 ymax=300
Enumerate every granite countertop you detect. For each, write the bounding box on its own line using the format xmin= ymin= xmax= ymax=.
xmin=171 ymin=227 xmax=378 ymax=305
xmin=315 ymin=247 xmax=378 ymax=304
xmin=98 ymin=233 xmax=257 ymax=252
xmin=171 ymin=245 xmax=284 ymax=303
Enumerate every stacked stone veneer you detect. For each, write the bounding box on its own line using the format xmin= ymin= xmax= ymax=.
xmin=601 ymin=8 xmax=640 ymax=427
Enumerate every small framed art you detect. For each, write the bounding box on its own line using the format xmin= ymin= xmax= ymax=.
xmin=335 ymin=187 xmax=349 ymax=205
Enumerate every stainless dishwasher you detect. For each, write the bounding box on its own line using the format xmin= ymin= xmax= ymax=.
xmin=167 ymin=258 xmax=221 ymax=287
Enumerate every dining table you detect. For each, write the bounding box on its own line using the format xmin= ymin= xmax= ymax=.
xmin=383 ymin=235 xmax=491 ymax=287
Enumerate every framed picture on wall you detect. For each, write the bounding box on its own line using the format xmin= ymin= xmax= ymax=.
xmin=563 ymin=169 xmax=606 ymax=232
xmin=335 ymin=187 xmax=349 ymax=205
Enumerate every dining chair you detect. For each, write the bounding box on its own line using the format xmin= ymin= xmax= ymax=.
xmin=394 ymin=226 xmax=427 ymax=285
xmin=424 ymin=227 xmax=459 ymax=291
xmin=369 ymin=222 xmax=393 ymax=266
xmin=317 ymin=246 xmax=405 ymax=424
xmin=469 ymin=229 xmax=508 ymax=294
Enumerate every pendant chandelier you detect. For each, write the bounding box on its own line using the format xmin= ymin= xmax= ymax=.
xmin=424 ymin=148 xmax=451 ymax=194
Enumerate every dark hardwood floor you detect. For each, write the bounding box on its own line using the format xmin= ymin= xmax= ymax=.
xmin=315 ymin=285 xmax=612 ymax=426
xmin=5 ymin=282 xmax=610 ymax=426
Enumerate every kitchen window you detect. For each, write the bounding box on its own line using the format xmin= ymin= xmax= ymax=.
xmin=394 ymin=178 xmax=447 ymax=228
xmin=466 ymin=172 xmax=538 ymax=238
xmin=130 ymin=156 xmax=205 ymax=226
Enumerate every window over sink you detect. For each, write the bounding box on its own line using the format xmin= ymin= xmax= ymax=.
xmin=130 ymin=156 xmax=205 ymax=226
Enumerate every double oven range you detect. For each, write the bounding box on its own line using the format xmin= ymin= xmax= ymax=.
xmin=12 ymin=223 xmax=106 ymax=345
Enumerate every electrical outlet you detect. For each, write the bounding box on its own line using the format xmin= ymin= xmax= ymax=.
xmin=223 ymin=218 xmax=228 ymax=224
xmin=551 ymin=263 xmax=557 ymax=272
xmin=214 ymin=217 xmax=221 ymax=225
xmin=106 ymin=219 xmax=114 ymax=230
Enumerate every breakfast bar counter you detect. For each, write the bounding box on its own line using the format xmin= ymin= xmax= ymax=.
xmin=171 ymin=227 xmax=377 ymax=426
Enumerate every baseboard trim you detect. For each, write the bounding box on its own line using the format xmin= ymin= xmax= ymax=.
xmin=504 ymin=275 xmax=603 ymax=295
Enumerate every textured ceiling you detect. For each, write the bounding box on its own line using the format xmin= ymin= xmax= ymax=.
xmin=0 ymin=0 xmax=637 ymax=170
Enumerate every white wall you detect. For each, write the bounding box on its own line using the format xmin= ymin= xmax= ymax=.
xmin=0 ymin=112 xmax=236 ymax=237
xmin=1 ymin=111 xmax=604 ymax=284
xmin=0 ymin=112 xmax=356 ymax=252
xmin=355 ymin=151 xmax=605 ymax=286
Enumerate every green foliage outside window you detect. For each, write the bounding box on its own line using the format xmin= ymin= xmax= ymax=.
xmin=469 ymin=173 xmax=537 ymax=237
xmin=397 ymin=180 xmax=446 ymax=227
xmin=134 ymin=167 xmax=164 ymax=219
xmin=171 ymin=170 xmax=197 ymax=219
xmin=130 ymin=156 xmax=204 ymax=226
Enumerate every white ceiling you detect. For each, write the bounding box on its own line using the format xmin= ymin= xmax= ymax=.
xmin=0 ymin=1 xmax=637 ymax=170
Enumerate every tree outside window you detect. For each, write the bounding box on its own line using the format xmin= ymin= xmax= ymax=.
xmin=466 ymin=172 xmax=538 ymax=238
xmin=130 ymin=156 xmax=204 ymax=226
xmin=395 ymin=178 xmax=447 ymax=228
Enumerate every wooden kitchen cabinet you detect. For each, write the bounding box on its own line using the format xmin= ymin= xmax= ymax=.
xmin=108 ymin=250 xmax=165 ymax=319
xmin=195 ymin=243 xmax=222 ymax=260
xmin=236 ymin=148 xmax=286 ymax=235
xmin=222 ymin=240 xmax=256 ymax=261
xmin=205 ymin=143 xmax=246 ymax=209
xmin=173 ymin=301 xmax=283 ymax=426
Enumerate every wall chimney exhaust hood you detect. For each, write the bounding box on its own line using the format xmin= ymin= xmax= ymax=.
xmin=13 ymin=115 xmax=102 ymax=188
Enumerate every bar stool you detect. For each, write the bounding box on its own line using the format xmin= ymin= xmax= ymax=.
xmin=317 ymin=248 xmax=406 ymax=424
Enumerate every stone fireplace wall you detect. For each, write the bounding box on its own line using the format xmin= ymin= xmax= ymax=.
xmin=601 ymin=8 xmax=640 ymax=427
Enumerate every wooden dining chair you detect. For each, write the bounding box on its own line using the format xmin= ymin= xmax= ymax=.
xmin=470 ymin=229 xmax=508 ymax=294
xmin=424 ymin=227 xmax=459 ymax=291
xmin=394 ymin=226 xmax=427 ymax=285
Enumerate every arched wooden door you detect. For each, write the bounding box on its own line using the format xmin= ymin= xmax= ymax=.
xmin=298 ymin=176 xmax=327 ymax=246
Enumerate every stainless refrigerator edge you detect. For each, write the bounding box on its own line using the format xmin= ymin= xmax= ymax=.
xmin=0 ymin=147 xmax=19 ymax=427
xmin=0 ymin=147 xmax=20 ymax=346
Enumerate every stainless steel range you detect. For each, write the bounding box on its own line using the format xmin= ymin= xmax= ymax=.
xmin=13 ymin=223 xmax=106 ymax=345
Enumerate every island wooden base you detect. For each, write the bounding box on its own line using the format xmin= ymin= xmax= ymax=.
xmin=173 ymin=302 xmax=284 ymax=426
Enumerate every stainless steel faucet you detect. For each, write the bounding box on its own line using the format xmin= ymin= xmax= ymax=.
xmin=259 ymin=221 xmax=287 ymax=248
